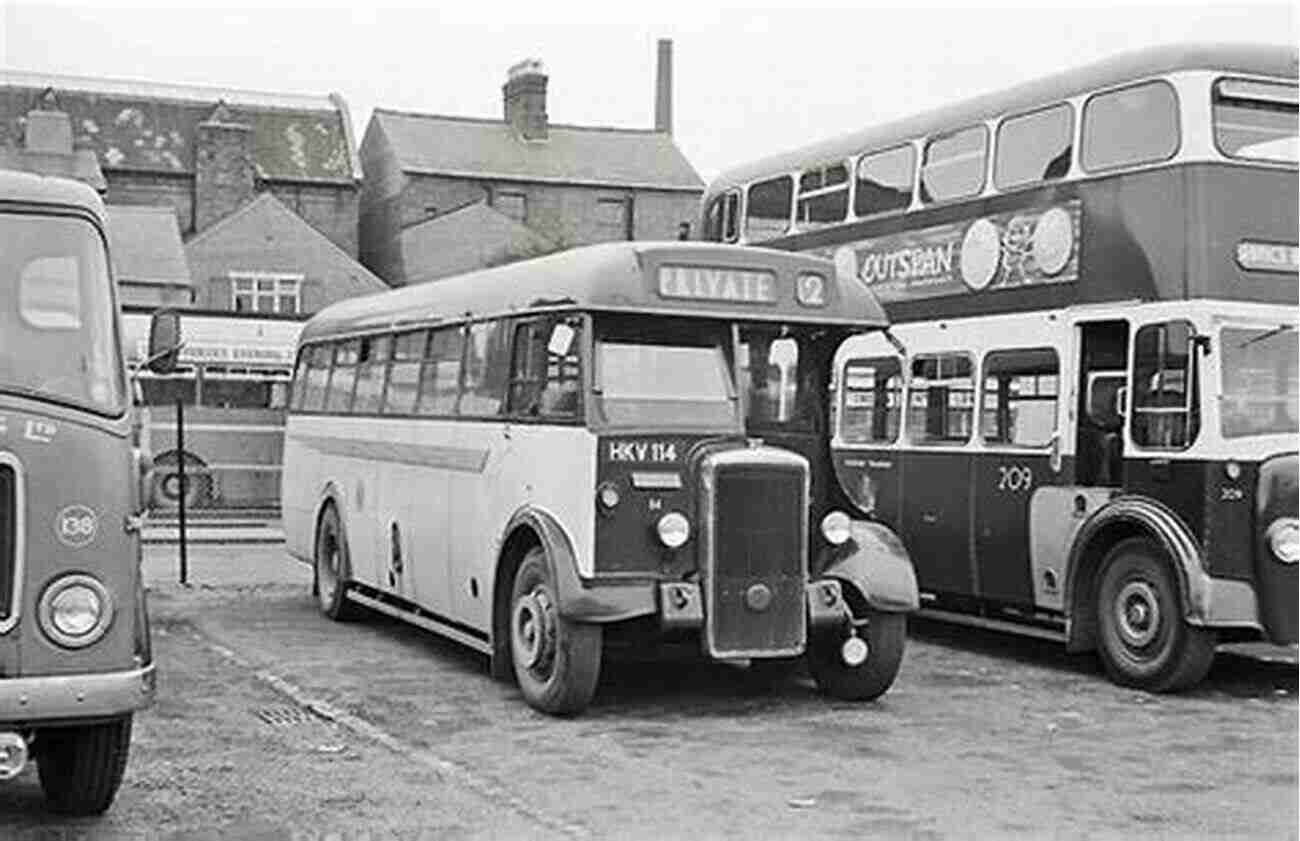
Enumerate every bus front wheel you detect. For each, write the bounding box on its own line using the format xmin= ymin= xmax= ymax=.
xmin=315 ymin=504 xmax=363 ymax=621
xmin=807 ymin=608 xmax=906 ymax=701
xmin=1095 ymin=537 xmax=1215 ymax=692
xmin=37 ymin=716 xmax=132 ymax=815
xmin=509 ymin=548 xmax=602 ymax=715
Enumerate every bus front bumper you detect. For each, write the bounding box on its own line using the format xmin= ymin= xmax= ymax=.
xmin=0 ymin=663 xmax=156 ymax=726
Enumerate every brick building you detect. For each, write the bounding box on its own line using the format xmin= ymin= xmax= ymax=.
xmin=1 ymin=70 xmax=382 ymax=314
xmin=360 ymin=41 xmax=703 ymax=286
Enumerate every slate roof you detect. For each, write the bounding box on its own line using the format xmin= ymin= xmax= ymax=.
xmin=0 ymin=70 xmax=361 ymax=182
xmin=185 ymin=192 xmax=386 ymax=298
xmin=372 ymin=109 xmax=702 ymax=192
xmin=105 ymin=205 xmax=191 ymax=288
xmin=401 ymin=201 xmax=558 ymax=284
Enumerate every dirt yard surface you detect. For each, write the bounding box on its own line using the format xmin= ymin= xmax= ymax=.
xmin=0 ymin=544 xmax=1294 ymax=840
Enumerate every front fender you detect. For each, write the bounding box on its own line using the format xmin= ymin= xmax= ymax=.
xmin=502 ymin=506 xmax=656 ymax=623
xmin=819 ymin=520 xmax=919 ymax=613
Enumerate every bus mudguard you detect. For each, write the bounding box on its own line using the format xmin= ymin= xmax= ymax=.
xmin=1064 ymin=495 xmax=1213 ymax=644
xmin=501 ymin=506 xmax=657 ymax=624
xmin=818 ymin=520 xmax=919 ymax=613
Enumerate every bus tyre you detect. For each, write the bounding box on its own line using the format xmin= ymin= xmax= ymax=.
xmin=509 ymin=548 xmax=602 ymax=716
xmin=315 ymin=504 xmax=363 ymax=621
xmin=1096 ymin=537 xmax=1216 ymax=692
xmin=807 ymin=609 xmax=906 ymax=701
xmin=37 ymin=716 xmax=132 ymax=815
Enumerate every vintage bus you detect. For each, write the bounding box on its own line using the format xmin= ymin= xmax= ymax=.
xmin=282 ymin=242 xmax=918 ymax=715
xmin=121 ymin=309 xmax=302 ymax=511
xmin=698 ymin=43 xmax=1298 ymax=691
xmin=0 ymin=169 xmax=157 ymax=812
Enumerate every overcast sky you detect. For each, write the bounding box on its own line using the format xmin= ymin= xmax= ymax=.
xmin=1 ymin=1 xmax=1295 ymax=181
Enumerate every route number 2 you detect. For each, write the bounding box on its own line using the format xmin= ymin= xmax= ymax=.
xmin=997 ymin=465 xmax=1033 ymax=492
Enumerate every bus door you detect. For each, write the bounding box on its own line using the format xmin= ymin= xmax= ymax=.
xmin=901 ymin=353 xmax=976 ymax=598
xmin=971 ymin=348 xmax=1064 ymax=607
xmin=1073 ymin=321 xmax=1130 ymax=487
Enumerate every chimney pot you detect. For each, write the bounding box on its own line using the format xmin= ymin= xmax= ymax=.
xmin=503 ymin=59 xmax=549 ymax=141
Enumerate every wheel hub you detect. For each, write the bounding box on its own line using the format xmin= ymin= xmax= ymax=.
xmin=1115 ymin=580 xmax=1161 ymax=647
xmin=513 ymin=588 xmax=556 ymax=671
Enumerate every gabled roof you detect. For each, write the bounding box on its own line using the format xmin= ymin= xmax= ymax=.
xmin=185 ymin=192 xmax=386 ymax=297
xmin=401 ymin=201 xmax=557 ymax=284
xmin=372 ymin=109 xmax=703 ymax=192
xmin=0 ymin=70 xmax=361 ymax=182
xmin=105 ymin=204 xmax=191 ymax=288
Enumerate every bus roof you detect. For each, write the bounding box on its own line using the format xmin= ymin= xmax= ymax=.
xmin=707 ymin=42 xmax=1298 ymax=195
xmin=0 ymin=168 xmax=106 ymax=221
xmin=300 ymin=241 xmax=888 ymax=344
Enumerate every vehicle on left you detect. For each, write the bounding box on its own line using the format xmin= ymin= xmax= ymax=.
xmin=0 ymin=169 xmax=169 ymax=814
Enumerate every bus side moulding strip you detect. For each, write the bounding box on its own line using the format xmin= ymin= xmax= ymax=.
xmin=345 ymin=590 xmax=493 ymax=656
xmin=819 ymin=520 xmax=920 ymax=613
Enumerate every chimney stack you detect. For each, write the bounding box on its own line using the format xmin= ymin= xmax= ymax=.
xmin=654 ymin=39 xmax=673 ymax=135
xmin=503 ymin=59 xmax=549 ymax=141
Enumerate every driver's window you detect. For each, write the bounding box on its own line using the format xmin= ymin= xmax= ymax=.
xmin=1131 ymin=320 xmax=1200 ymax=450
xmin=739 ymin=330 xmax=809 ymax=427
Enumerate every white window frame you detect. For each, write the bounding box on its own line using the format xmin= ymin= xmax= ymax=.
xmin=230 ymin=271 xmax=304 ymax=314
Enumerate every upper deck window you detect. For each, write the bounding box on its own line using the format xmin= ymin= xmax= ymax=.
xmin=921 ymin=126 xmax=988 ymax=203
xmin=745 ymin=175 xmax=793 ymax=240
xmin=1082 ymin=81 xmax=1179 ymax=172
xmin=795 ymin=163 xmax=849 ymax=229
xmin=1213 ymin=78 xmax=1299 ymax=164
xmin=995 ymin=104 xmax=1073 ymax=189
xmin=854 ymin=145 xmax=914 ymax=217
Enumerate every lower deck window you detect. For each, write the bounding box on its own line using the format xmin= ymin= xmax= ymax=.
xmin=908 ymin=353 xmax=974 ymax=443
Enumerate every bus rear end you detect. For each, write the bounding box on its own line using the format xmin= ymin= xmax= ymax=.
xmin=0 ymin=171 xmax=155 ymax=814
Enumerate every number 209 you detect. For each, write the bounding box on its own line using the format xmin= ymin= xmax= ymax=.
xmin=997 ymin=465 xmax=1033 ymax=492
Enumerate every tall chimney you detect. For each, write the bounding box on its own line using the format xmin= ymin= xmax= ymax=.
xmin=503 ymin=59 xmax=549 ymax=141
xmin=654 ymin=39 xmax=673 ymax=135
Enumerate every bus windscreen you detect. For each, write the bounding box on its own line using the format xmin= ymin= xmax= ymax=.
xmin=0 ymin=213 xmax=126 ymax=416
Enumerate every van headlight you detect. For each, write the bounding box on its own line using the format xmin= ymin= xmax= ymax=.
xmin=820 ymin=510 xmax=852 ymax=545
xmin=656 ymin=512 xmax=691 ymax=548
xmin=1267 ymin=518 xmax=1300 ymax=564
xmin=38 ymin=575 xmax=113 ymax=648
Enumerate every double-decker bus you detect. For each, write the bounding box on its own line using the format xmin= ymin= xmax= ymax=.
xmin=120 ymin=309 xmax=302 ymax=511
xmin=0 ymin=170 xmax=157 ymax=812
xmin=282 ymin=242 xmax=918 ymax=715
xmin=698 ymin=43 xmax=1298 ymax=691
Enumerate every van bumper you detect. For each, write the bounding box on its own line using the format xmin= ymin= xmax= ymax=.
xmin=0 ymin=663 xmax=156 ymax=725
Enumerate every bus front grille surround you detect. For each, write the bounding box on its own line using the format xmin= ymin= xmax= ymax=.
xmin=0 ymin=464 xmax=13 ymax=623
xmin=700 ymin=449 xmax=808 ymax=658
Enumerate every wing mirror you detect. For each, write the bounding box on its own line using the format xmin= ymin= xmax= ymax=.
xmin=145 ymin=309 xmax=182 ymax=375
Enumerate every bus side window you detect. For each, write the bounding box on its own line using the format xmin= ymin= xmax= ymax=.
xmin=840 ymin=357 xmax=902 ymax=443
xmin=921 ymin=125 xmax=987 ymax=203
xmin=995 ymin=103 xmax=1073 ymax=190
xmin=460 ymin=320 xmax=510 ymax=417
xmin=324 ymin=340 xmax=360 ymax=413
xmin=908 ymin=353 xmax=974 ymax=443
xmin=745 ymin=176 xmax=793 ymax=241
xmin=722 ymin=191 xmax=739 ymax=243
xmin=301 ymin=345 xmax=332 ymax=412
xmin=417 ymin=327 xmax=464 ymax=417
xmin=507 ymin=318 xmax=582 ymax=420
xmin=1131 ymin=320 xmax=1199 ymax=450
xmin=290 ymin=351 xmax=310 ymax=410
xmin=352 ymin=334 xmax=392 ymax=415
xmin=854 ymin=145 xmax=915 ymax=218
xmin=980 ymin=348 xmax=1060 ymax=447
xmin=384 ymin=331 xmax=428 ymax=415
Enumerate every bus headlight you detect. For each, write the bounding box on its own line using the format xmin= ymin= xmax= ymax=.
xmin=38 ymin=575 xmax=113 ymax=648
xmin=1266 ymin=518 xmax=1300 ymax=564
xmin=820 ymin=510 xmax=852 ymax=545
xmin=656 ymin=512 xmax=690 ymax=548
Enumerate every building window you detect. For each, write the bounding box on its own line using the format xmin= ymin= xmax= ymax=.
xmin=496 ymin=191 xmax=527 ymax=222
xmin=230 ymin=271 xmax=303 ymax=314
xmin=597 ymin=197 xmax=632 ymax=240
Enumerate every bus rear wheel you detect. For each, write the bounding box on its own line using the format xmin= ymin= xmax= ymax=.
xmin=1095 ymin=537 xmax=1215 ymax=692
xmin=315 ymin=504 xmax=363 ymax=621
xmin=37 ymin=716 xmax=132 ymax=815
xmin=509 ymin=548 xmax=602 ymax=716
xmin=807 ymin=608 xmax=905 ymax=701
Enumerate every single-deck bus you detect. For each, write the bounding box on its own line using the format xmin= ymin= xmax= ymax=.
xmin=121 ymin=309 xmax=302 ymax=511
xmin=282 ymin=242 xmax=918 ymax=715
xmin=698 ymin=43 xmax=1298 ymax=691
xmin=0 ymin=170 xmax=158 ymax=812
